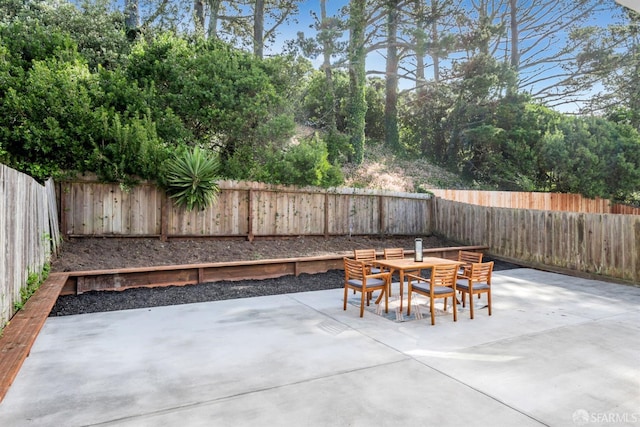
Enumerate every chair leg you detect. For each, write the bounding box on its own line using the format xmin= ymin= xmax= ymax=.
xmin=343 ymin=286 xmax=348 ymax=311
xmin=407 ymin=289 xmax=412 ymax=316
xmin=383 ymin=281 xmax=389 ymax=313
xmin=469 ymin=292 xmax=475 ymax=319
xmin=360 ymin=292 xmax=365 ymax=317
xmin=430 ymin=296 xmax=436 ymax=325
xmin=452 ymin=294 xmax=457 ymax=322
xmin=487 ymin=290 xmax=492 ymax=316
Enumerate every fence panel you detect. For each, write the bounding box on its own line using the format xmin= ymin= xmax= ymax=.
xmin=1 ymin=165 xmax=58 ymax=328
xmin=382 ymin=196 xmax=431 ymax=235
xmin=62 ymin=182 xmax=161 ymax=235
xmin=431 ymin=189 xmax=640 ymax=215
xmin=434 ymin=198 xmax=640 ymax=283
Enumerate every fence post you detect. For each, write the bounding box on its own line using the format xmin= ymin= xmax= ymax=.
xmin=324 ymin=193 xmax=329 ymax=239
xmin=247 ymin=189 xmax=254 ymax=242
xmin=160 ymin=192 xmax=168 ymax=242
xmin=378 ymin=195 xmax=384 ymax=237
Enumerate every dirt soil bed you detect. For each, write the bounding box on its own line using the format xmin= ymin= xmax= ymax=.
xmin=50 ymin=236 xmax=520 ymax=316
xmin=51 ymin=236 xmax=451 ymax=272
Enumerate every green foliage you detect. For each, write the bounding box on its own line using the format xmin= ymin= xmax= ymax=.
xmin=88 ymin=111 xmax=170 ymax=185
xmin=127 ymin=34 xmax=293 ymax=163
xmin=0 ymin=55 xmax=98 ymax=180
xmin=301 ymin=71 xmax=384 ymax=146
xmin=365 ymin=77 xmax=385 ymax=141
xmin=258 ymin=134 xmax=343 ymax=188
xmin=163 ymin=147 xmax=221 ymax=211
xmin=538 ymin=115 xmax=640 ymax=202
xmin=14 ymin=264 xmax=50 ymax=312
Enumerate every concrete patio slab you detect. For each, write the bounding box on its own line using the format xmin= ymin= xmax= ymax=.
xmin=0 ymin=268 xmax=638 ymax=426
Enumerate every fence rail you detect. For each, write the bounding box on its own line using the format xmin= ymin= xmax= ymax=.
xmin=0 ymin=165 xmax=60 ymax=328
xmin=430 ymin=189 xmax=640 ymax=215
xmin=60 ymin=180 xmax=434 ymax=239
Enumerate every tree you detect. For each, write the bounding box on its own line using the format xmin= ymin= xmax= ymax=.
xmin=466 ymin=0 xmax=610 ymax=107
xmin=295 ymin=0 xmax=347 ymax=134
xmin=384 ymin=0 xmax=400 ymax=151
xmin=346 ymin=0 xmax=367 ymax=164
xmin=576 ymin=9 xmax=640 ymax=123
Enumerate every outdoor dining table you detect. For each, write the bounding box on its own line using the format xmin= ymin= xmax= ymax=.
xmin=375 ymin=257 xmax=464 ymax=313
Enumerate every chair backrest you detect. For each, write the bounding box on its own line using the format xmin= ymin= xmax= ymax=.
xmin=431 ymin=264 xmax=458 ymax=288
xmin=383 ymin=248 xmax=404 ymax=260
xmin=344 ymin=257 xmax=366 ymax=281
xmin=354 ymin=248 xmax=377 ymax=263
xmin=469 ymin=261 xmax=494 ymax=284
xmin=458 ymin=250 xmax=483 ymax=265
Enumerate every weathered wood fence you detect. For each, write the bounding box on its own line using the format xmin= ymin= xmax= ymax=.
xmin=59 ymin=180 xmax=434 ymax=238
xmin=0 ymin=165 xmax=61 ymax=328
xmin=430 ymin=189 xmax=640 ymax=215
xmin=434 ymin=198 xmax=640 ymax=283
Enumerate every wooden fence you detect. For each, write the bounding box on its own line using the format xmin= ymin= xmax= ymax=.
xmin=434 ymin=198 xmax=640 ymax=283
xmin=59 ymin=180 xmax=434 ymax=239
xmin=430 ymin=189 xmax=640 ymax=215
xmin=0 ymin=165 xmax=61 ymax=328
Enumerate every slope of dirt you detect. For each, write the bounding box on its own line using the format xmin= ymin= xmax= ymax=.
xmin=51 ymin=235 xmax=450 ymax=272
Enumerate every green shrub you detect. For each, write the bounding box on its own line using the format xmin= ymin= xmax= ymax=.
xmin=163 ymin=146 xmax=220 ymax=211
xmin=258 ymin=134 xmax=343 ymax=188
xmin=88 ymin=110 xmax=170 ymax=186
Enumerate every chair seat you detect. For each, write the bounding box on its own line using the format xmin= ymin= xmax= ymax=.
xmin=370 ymin=267 xmax=382 ymax=274
xmin=347 ymin=278 xmax=386 ymax=289
xmin=456 ymin=281 xmax=490 ymax=291
xmin=413 ymin=283 xmax=453 ymax=295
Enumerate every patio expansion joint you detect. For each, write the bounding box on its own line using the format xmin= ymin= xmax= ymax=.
xmin=409 ymin=354 xmax=551 ymax=427
xmin=81 ymin=360 xmax=409 ymax=427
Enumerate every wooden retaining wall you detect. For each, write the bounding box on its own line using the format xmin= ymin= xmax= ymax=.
xmin=434 ymin=198 xmax=640 ymax=284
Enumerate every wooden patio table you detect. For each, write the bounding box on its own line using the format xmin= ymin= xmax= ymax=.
xmin=375 ymin=257 xmax=464 ymax=313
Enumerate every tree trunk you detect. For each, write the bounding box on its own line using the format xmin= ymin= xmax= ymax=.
xmin=254 ymin=0 xmax=265 ymax=58
xmin=194 ymin=0 xmax=205 ymax=35
xmin=347 ymin=0 xmax=367 ymax=164
xmin=510 ymin=0 xmax=519 ymax=68
xmin=124 ymin=0 xmax=139 ymax=30
xmin=207 ymin=0 xmax=221 ymax=39
xmin=385 ymin=0 xmax=399 ymax=151
xmin=431 ymin=0 xmax=440 ymax=83
xmin=320 ymin=0 xmax=337 ymax=133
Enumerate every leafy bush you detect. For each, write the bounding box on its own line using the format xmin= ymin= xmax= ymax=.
xmin=163 ymin=147 xmax=221 ymax=211
xmin=258 ymin=134 xmax=343 ymax=188
xmin=88 ymin=111 xmax=170 ymax=186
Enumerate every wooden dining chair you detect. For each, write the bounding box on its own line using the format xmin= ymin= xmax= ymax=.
xmin=457 ymin=261 xmax=494 ymax=319
xmin=354 ymin=248 xmax=381 ymax=273
xmin=457 ymin=250 xmax=484 ymax=279
xmin=383 ymin=247 xmax=405 ymax=260
xmin=343 ymin=257 xmax=390 ymax=317
xmin=406 ymin=264 xmax=459 ymax=325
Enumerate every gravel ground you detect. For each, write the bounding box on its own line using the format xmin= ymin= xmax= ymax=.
xmin=50 ymin=255 xmax=520 ymax=317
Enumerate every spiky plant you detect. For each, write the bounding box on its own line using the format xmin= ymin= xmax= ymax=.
xmin=164 ymin=147 xmax=220 ymax=211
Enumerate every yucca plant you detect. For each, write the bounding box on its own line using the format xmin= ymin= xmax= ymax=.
xmin=164 ymin=147 xmax=220 ymax=211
